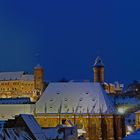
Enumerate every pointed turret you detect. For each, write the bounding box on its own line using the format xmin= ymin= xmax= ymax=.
xmin=93 ymin=56 xmax=104 ymax=83
xmin=94 ymin=56 xmax=104 ymax=67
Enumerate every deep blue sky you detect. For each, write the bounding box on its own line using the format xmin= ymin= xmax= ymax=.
xmin=0 ymin=0 xmax=140 ymax=85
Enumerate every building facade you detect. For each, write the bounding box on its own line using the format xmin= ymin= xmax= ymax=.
xmin=0 ymin=65 xmax=44 ymax=101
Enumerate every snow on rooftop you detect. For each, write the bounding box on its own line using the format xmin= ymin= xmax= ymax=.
xmin=34 ymin=64 xmax=42 ymax=69
xmin=94 ymin=56 xmax=104 ymax=67
xmin=36 ymin=82 xmax=115 ymax=114
xmin=20 ymin=114 xmax=46 ymax=140
xmin=21 ymin=75 xmax=34 ymax=81
xmin=0 ymin=71 xmax=34 ymax=81
xmin=135 ymin=110 xmax=140 ymax=113
xmin=0 ymin=71 xmax=25 ymax=81
xmin=0 ymin=127 xmax=33 ymax=140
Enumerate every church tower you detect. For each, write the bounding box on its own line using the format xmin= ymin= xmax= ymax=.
xmin=93 ymin=56 xmax=104 ymax=83
xmin=34 ymin=64 xmax=44 ymax=91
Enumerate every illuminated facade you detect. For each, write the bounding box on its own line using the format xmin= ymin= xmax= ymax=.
xmin=35 ymin=82 xmax=125 ymax=140
xmin=135 ymin=110 xmax=140 ymax=129
xmin=0 ymin=57 xmax=125 ymax=139
xmin=0 ymin=65 xmax=44 ymax=101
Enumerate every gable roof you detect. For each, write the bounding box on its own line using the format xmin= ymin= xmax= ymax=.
xmin=36 ymin=82 xmax=115 ymax=114
xmin=20 ymin=114 xmax=47 ymax=140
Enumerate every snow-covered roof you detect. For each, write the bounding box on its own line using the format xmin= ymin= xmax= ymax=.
xmin=0 ymin=127 xmax=33 ymax=140
xmin=21 ymin=75 xmax=34 ymax=81
xmin=135 ymin=110 xmax=140 ymax=113
xmin=20 ymin=114 xmax=46 ymax=140
xmin=0 ymin=71 xmax=34 ymax=81
xmin=94 ymin=56 xmax=104 ymax=67
xmin=123 ymin=129 xmax=140 ymax=140
xmin=0 ymin=98 xmax=31 ymax=104
xmin=34 ymin=64 xmax=42 ymax=69
xmin=36 ymin=82 xmax=115 ymax=114
xmin=0 ymin=114 xmax=47 ymax=140
xmin=0 ymin=71 xmax=25 ymax=81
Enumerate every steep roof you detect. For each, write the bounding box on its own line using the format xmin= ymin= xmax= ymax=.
xmin=36 ymin=82 xmax=115 ymax=114
xmin=94 ymin=56 xmax=104 ymax=67
xmin=20 ymin=114 xmax=46 ymax=140
xmin=0 ymin=114 xmax=47 ymax=140
xmin=0 ymin=127 xmax=32 ymax=140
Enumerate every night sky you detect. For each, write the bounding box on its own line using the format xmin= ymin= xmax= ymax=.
xmin=0 ymin=0 xmax=140 ymax=85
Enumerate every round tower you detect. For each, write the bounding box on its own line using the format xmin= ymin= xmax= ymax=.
xmin=34 ymin=64 xmax=44 ymax=91
xmin=93 ymin=56 xmax=104 ymax=83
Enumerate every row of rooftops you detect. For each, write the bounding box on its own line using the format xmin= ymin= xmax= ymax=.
xmin=0 ymin=82 xmax=116 ymax=114
xmin=0 ymin=114 xmax=77 ymax=140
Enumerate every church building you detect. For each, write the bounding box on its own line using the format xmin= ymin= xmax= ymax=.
xmin=35 ymin=57 xmax=125 ymax=140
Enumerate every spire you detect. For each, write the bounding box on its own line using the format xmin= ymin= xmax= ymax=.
xmin=94 ymin=56 xmax=104 ymax=67
xmin=93 ymin=56 xmax=105 ymax=83
xmin=34 ymin=64 xmax=42 ymax=69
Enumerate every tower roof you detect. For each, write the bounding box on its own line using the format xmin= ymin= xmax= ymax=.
xmin=34 ymin=64 xmax=42 ymax=69
xmin=94 ymin=56 xmax=104 ymax=67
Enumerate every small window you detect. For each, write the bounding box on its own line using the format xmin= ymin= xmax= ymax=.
xmin=79 ymin=98 xmax=83 ymax=101
xmin=64 ymin=98 xmax=68 ymax=101
xmin=64 ymin=106 xmax=67 ymax=108
xmin=56 ymin=93 xmax=60 ymax=95
xmin=85 ymin=93 xmax=88 ymax=94
xmin=50 ymin=99 xmax=53 ymax=102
